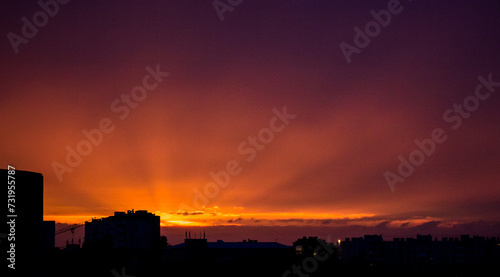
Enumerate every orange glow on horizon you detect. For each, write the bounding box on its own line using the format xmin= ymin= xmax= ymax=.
xmin=49 ymin=210 xmax=434 ymax=228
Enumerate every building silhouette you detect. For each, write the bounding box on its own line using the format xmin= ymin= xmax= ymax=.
xmin=166 ymin=236 xmax=294 ymax=262
xmin=293 ymin=236 xmax=337 ymax=257
xmin=84 ymin=209 xmax=160 ymax=249
xmin=42 ymin=220 xmax=55 ymax=249
xmin=3 ymin=168 xmax=500 ymax=277
xmin=163 ymin=236 xmax=295 ymax=276
xmin=340 ymin=234 xmax=500 ymax=267
xmin=1 ymin=169 xmax=54 ymax=276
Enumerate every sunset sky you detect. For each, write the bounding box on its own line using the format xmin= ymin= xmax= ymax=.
xmin=1 ymin=1 xmax=500 ymax=246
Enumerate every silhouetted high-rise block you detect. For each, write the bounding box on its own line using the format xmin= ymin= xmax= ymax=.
xmin=1 ymin=169 xmax=44 ymax=276
xmin=84 ymin=209 xmax=160 ymax=249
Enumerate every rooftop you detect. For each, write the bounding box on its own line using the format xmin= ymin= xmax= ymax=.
xmin=171 ymin=239 xmax=292 ymax=249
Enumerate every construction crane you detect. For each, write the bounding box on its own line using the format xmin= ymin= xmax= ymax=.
xmin=54 ymin=222 xmax=85 ymax=236
xmin=55 ymin=221 xmax=86 ymax=246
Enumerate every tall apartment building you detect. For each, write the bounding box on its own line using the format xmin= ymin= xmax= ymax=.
xmin=84 ymin=209 xmax=160 ymax=249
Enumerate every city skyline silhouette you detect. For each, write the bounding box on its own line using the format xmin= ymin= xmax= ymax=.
xmin=2 ymin=168 xmax=499 ymax=276
xmin=2 ymin=0 xmax=500 ymax=276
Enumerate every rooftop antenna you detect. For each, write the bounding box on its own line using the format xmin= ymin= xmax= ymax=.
xmin=70 ymin=228 xmax=76 ymax=244
xmin=203 ymin=230 xmax=206 ymax=239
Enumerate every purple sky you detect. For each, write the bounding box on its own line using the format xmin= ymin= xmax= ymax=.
xmin=1 ymin=1 xmax=500 ymax=247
